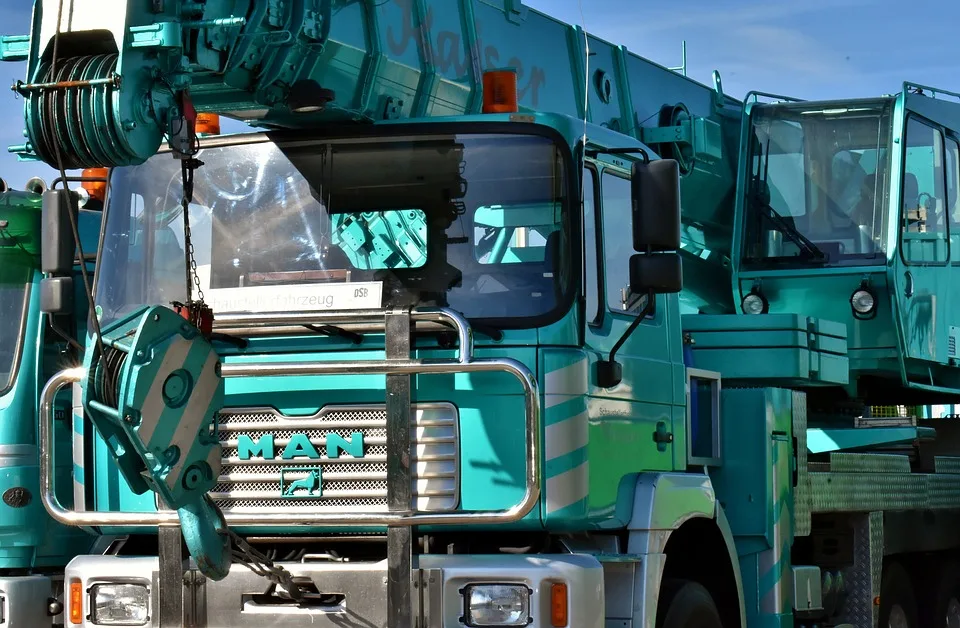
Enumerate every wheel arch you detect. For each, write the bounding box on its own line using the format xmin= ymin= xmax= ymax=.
xmin=660 ymin=506 xmax=745 ymax=628
xmin=627 ymin=473 xmax=745 ymax=628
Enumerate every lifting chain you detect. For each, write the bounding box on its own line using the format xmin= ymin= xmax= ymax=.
xmin=181 ymin=157 xmax=205 ymax=306
xmin=227 ymin=529 xmax=304 ymax=601
xmin=176 ymin=127 xmax=300 ymax=601
xmin=173 ymin=155 xmax=215 ymax=334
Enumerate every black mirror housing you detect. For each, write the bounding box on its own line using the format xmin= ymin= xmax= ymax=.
xmin=631 ymin=159 xmax=681 ymax=252
xmin=41 ymin=190 xmax=78 ymax=276
xmin=597 ymin=158 xmax=683 ymax=390
xmin=40 ymin=276 xmax=74 ymax=315
xmin=630 ymin=253 xmax=682 ymax=295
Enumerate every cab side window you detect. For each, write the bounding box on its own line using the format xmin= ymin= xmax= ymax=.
xmin=582 ymin=167 xmax=601 ymax=325
xmin=902 ymin=117 xmax=948 ymax=263
xmin=600 ymin=170 xmax=651 ymax=315
xmin=947 ymin=137 xmax=959 ymax=229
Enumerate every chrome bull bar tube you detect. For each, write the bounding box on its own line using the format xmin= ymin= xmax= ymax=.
xmin=39 ymin=307 xmax=540 ymax=528
xmin=215 ymin=306 xmax=475 ymax=363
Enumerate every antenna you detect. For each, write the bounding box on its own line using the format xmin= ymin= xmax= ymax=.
xmin=578 ymin=0 xmax=589 ymax=144
xmin=669 ymin=41 xmax=687 ymax=77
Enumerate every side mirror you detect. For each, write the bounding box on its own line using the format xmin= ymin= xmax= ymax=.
xmin=632 ymin=159 xmax=680 ymax=253
xmin=630 ymin=252 xmax=682 ymax=295
xmin=40 ymin=190 xmax=78 ymax=323
xmin=41 ymin=189 xmax=78 ymax=276
xmin=596 ymin=158 xmax=683 ymax=389
xmin=629 ymin=158 xmax=683 ymax=296
xmin=40 ymin=276 xmax=74 ymax=315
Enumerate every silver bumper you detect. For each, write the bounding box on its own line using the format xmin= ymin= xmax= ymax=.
xmin=0 ymin=575 xmax=56 ymax=627
xmin=65 ymin=553 xmax=604 ymax=627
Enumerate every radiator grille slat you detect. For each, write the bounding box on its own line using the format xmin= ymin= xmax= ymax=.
xmin=212 ymin=404 xmax=459 ymax=513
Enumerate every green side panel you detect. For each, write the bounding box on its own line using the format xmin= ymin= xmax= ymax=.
xmin=0 ymin=190 xmax=42 ymax=261
xmin=807 ymin=426 xmax=936 ymax=454
xmin=683 ymin=313 xmax=849 ymax=386
xmin=709 ymin=387 xmax=796 ymax=628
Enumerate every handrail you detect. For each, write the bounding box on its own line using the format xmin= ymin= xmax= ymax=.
xmin=214 ymin=307 xmax=474 ymax=364
xmin=39 ymin=308 xmax=540 ymax=528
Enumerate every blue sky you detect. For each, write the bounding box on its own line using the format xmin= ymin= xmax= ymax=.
xmin=0 ymin=0 xmax=956 ymax=187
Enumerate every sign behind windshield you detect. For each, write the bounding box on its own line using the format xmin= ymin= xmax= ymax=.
xmin=207 ymin=281 xmax=383 ymax=313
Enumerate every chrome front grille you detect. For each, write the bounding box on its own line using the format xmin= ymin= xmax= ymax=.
xmin=210 ymin=404 xmax=459 ymax=513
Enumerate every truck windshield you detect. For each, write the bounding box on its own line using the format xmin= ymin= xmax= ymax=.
xmin=0 ymin=278 xmax=29 ymax=393
xmin=741 ymin=99 xmax=894 ymax=266
xmin=95 ymin=131 xmax=571 ymax=327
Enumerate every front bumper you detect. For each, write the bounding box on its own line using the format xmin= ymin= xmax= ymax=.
xmin=65 ymin=553 xmax=604 ymax=627
xmin=0 ymin=575 xmax=56 ymax=627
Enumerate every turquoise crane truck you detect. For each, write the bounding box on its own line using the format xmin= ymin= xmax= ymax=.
xmin=0 ymin=174 xmax=103 ymax=627
xmin=7 ymin=1 xmax=960 ymax=627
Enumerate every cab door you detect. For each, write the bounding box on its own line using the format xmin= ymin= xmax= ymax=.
xmin=581 ymin=160 xmax=682 ymax=484
xmin=895 ymin=115 xmax=951 ymax=363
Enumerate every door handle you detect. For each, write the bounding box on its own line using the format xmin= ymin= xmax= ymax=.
xmin=904 ymin=271 xmax=914 ymax=298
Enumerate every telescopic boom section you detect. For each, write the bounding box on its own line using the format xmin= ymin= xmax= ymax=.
xmin=13 ymin=1 xmax=739 ymax=171
xmin=13 ymin=0 xmax=745 ymax=315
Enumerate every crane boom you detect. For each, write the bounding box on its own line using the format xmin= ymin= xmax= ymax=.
xmin=7 ymin=0 xmax=744 ymax=312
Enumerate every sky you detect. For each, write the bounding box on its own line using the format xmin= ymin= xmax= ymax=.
xmin=0 ymin=0 xmax=956 ymax=188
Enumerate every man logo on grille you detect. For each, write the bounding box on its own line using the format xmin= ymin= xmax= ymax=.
xmin=280 ymin=468 xmax=323 ymax=497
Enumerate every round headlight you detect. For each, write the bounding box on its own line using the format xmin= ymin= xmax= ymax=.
xmin=851 ymin=289 xmax=876 ymax=315
xmin=742 ymin=293 xmax=766 ymax=315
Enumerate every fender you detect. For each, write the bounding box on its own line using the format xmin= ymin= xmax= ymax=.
xmin=715 ymin=501 xmax=747 ymax=628
xmin=626 ymin=472 xmax=745 ymax=628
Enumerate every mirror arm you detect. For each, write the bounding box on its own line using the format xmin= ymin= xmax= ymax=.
xmin=46 ymin=312 xmax=84 ymax=353
xmin=596 ymin=289 xmax=655 ymax=388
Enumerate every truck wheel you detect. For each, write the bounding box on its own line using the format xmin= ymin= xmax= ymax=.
xmin=878 ymin=562 xmax=919 ymax=628
xmin=931 ymin=561 xmax=960 ymax=628
xmin=656 ymin=578 xmax=723 ymax=628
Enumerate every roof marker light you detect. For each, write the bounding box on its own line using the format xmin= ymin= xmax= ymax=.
xmin=482 ymin=69 xmax=519 ymax=114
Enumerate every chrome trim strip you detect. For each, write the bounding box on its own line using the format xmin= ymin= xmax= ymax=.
xmin=214 ymin=308 xmax=474 ymax=364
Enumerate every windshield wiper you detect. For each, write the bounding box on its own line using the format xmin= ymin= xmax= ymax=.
xmin=750 ymin=134 xmax=826 ymax=262
xmin=303 ymin=324 xmax=363 ymax=345
xmin=469 ymin=321 xmax=504 ymax=342
xmin=210 ymin=332 xmax=249 ymax=349
xmin=414 ymin=319 xmax=504 ymax=348
xmin=754 ymin=196 xmax=827 ymax=261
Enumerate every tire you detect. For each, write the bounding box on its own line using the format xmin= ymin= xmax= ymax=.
xmin=929 ymin=561 xmax=960 ymax=628
xmin=878 ymin=562 xmax=919 ymax=628
xmin=656 ymin=578 xmax=723 ymax=628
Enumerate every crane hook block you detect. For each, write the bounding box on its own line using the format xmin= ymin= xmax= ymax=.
xmin=81 ymin=304 xmax=224 ymax=521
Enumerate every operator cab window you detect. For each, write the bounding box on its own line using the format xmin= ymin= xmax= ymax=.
xmin=901 ymin=117 xmax=948 ymax=264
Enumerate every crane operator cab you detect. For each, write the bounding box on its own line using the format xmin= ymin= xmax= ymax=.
xmin=734 ymin=84 xmax=960 ymax=388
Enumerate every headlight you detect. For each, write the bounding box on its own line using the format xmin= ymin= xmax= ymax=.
xmin=851 ymin=289 xmax=876 ymax=315
xmin=90 ymin=583 xmax=148 ymax=626
xmin=741 ymin=292 xmax=767 ymax=315
xmin=463 ymin=584 xmax=530 ymax=626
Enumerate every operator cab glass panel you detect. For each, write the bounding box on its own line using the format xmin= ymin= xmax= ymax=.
xmin=900 ymin=116 xmax=953 ymax=264
xmin=742 ymin=99 xmax=894 ymax=268
xmin=95 ymin=131 xmax=572 ymax=327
